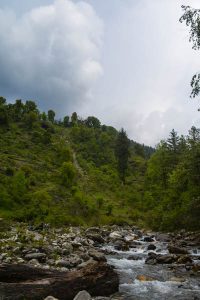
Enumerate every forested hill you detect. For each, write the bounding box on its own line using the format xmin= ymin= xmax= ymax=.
xmin=0 ymin=97 xmax=199 ymax=231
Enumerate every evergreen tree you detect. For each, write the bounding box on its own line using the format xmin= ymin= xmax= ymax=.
xmin=48 ymin=110 xmax=55 ymax=123
xmin=115 ymin=128 xmax=130 ymax=182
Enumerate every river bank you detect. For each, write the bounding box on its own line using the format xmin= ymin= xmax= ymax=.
xmin=0 ymin=221 xmax=199 ymax=299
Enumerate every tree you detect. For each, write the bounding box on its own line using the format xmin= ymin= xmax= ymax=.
xmin=85 ymin=116 xmax=101 ymax=128
xmin=24 ymin=111 xmax=38 ymax=129
xmin=63 ymin=115 xmax=70 ymax=127
xmin=48 ymin=110 xmax=55 ymax=123
xmin=115 ymin=128 xmax=130 ymax=182
xmin=60 ymin=162 xmax=76 ymax=187
xmin=71 ymin=112 xmax=78 ymax=126
xmin=180 ymin=6 xmax=200 ymax=107
xmin=24 ymin=100 xmax=38 ymax=113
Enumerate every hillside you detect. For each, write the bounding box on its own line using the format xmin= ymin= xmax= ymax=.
xmin=0 ymin=97 xmax=154 ymax=226
xmin=0 ymin=97 xmax=199 ymax=231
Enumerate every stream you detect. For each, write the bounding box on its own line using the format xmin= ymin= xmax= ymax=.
xmin=102 ymin=236 xmax=200 ymax=300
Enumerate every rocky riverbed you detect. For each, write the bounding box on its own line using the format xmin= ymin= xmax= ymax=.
xmin=0 ymin=221 xmax=199 ymax=299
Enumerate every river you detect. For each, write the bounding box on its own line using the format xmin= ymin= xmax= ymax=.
xmin=102 ymin=235 xmax=200 ymax=300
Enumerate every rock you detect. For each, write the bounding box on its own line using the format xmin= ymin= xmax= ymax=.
xmin=136 ymin=275 xmax=155 ymax=281
xmin=109 ymin=232 xmax=122 ymax=240
xmin=56 ymin=260 xmax=70 ymax=268
xmin=114 ymin=241 xmax=129 ymax=251
xmin=62 ymin=242 xmax=73 ymax=254
xmin=147 ymin=244 xmax=156 ymax=251
xmin=44 ymin=297 xmax=59 ymax=300
xmin=88 ymin=250 xmax=106 ymax=262
xmin=24 ymin=253 xmax=46 ymax=262
xmin=156 ymin=254 xmax=176 ymax=264
xmin=85 ymin=227 xmax=101 ymax=234
xmin=28 ymin=259 xmax=40 ymax=266
xmin=127 ymin=255 xmax=143 ymax=261
xmin=86 ymin=234 xmax=105 ymax=244
xmin=0 ymin=261 xmax=119 ymax=300
xmin=73 ymin=290 xmax=91 ymax=300
xmin=168 ymin=245 xmax=189 ymax=255
xmin=56 ymin=256 xmax=82 ymax=269
xmin=143 ymin=236 xmax=154 ymax=242
xmin=176 ymin=255 xmax=193 ymax=264
xmin=124 ymin=234 xmax=138 ymax=242
xmin=169 ymin=277 xmax=186 ymax=283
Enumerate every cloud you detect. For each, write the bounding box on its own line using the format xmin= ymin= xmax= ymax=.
xmin=0 ymin=0 xmax=103 ymax=113
xmin=80 ymin=0 xmax=200 ymax=146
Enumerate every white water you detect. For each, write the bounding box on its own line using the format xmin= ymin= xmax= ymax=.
xmin=103 ymin=240 xmax=200 ymax=300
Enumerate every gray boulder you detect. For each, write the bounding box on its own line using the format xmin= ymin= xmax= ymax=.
xmin=73 ymin=290 xmax=91 ymax=300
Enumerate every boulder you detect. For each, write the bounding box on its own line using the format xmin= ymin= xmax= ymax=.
xmin=147 ymin=244 xmax=156 ymax=251
xmin=73 ymin=290 xmax=91 ymax=300
xmin=168 ymin=245 xmax=189 ymax=255
xmin=109 ymin=232 xmax=122 ymax=240
xmin=86 ymin=234 xmax=105 ymax=244
xmin=136 ymin=275 xmax=155 ymax=281
xmin=24 ymin=253 xmax=46 ymax=262
xmin=88 ymin=250 xmax=106 ymax=262
xmin=143 ymin=236 xmax=154 ymax=242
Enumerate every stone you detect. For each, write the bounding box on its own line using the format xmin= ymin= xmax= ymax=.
xmin=168 ymin=245 xmax=189 ymax=255
xmin=28 ymin=259 xmax=40 ymax=266
xmin=88 ymin=250 xmax=106 ymax=262
xmin=73 ymin=290 xmax=91 ymax=300
xmin=143 ymin=236 xmax=154 ymax=242
xmin=156 ymin=254 xmax=176 ymax=264
xmin=86 ymin=233 xmax=105 ymax=244
xmin=136 ymin=275 xmax=155 ymax=281
xmin=62 ymin=242 xmax=73 ymax=254
xmin=25 ymin=253 xmax=46 ymax=262
xmin=147 ymin=244 xmax=156 ymax=251
xmin=44 ymin=297 xmax=59 ymax=300
xmin=109 ymin=231 xmax=122 ymax=240
xmin=114 ymin=241 xmax=129 ymax=251
xmin=176 ymin=255 xmax=193 ymax=264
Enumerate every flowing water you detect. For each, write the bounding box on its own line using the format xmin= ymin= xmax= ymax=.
xmin=102 ymin=238 xmax=200 ymax=300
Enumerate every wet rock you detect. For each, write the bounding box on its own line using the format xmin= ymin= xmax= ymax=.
xmin=136 ymin=274 xmax=155 ymax=281
xmin=127 ymin=255 xmax=143 ymax=260
xmin=124 ymin=234 xmax=138 ymax=242
xmin=156 ymin=254 xmax=177 ymax=264
xmin=169 ymin=277 xmax=186 ymax=283
xmin=176 ymin=255 xmax=193 ymax=264
xmin=114 ymin=241 xmax=129 ymax=251
xmin=168 ymin=245 xmax=189 ymax=255
xmin=143 ymin=236 xmax=154 ymax=242
xmin=73 ymin=290 xmax=91 ymax=300
xmin=147 ymin=244 xmax=156 ymax=251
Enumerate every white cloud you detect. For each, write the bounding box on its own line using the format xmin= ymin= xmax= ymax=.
xmin=0 ymin=0 xmax=103 ymax=112
xmin=80 ymin=0 xmax=200 ymax=146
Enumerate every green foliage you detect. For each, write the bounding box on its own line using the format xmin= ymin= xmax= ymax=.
xmin=48 ymin=110 xmax=55 ymax=123
xmin=60 ymin=162 xmax=76 ymax=187
xmin=115 ymin=128 xmax=130 ymax=182
xmin=180 ymin=5 xmax=200 ymax=106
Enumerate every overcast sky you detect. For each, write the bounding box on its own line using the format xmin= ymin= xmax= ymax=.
xmin=0 ymin=0 xmax=200 ymax=146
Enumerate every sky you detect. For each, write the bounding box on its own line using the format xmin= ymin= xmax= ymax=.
xmin=0 ymin=0 xmax=200 ymax=146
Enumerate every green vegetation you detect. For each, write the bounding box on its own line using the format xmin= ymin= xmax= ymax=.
xmin=0 ymin=98 xmax=199 ymax=231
